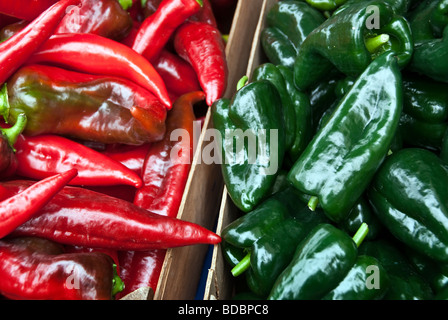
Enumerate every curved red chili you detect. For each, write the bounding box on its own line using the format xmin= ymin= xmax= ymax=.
xmin=27 ymin=33 xmax=172 ymax=109
xmin=0 ymin=0 xmax=80 ymax=85
xmin=14 ymin=134 xmax=143 ymax=188
xmin=0 ymin=0 xmax=58 ymax=21
xmin=174 ymin=21 xmax=228 ymax=106
xmin=132 ymin=0 xmax=203 ymax=63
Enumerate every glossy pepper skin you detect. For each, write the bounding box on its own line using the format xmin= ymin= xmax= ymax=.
xmin=268 ymin=223 xmax=368 ymax=300
xmin=398 ymin=74 xmax=448 ymax=151
xmin=0 ymin=169 xmax=77 ymax=239
xmin=27 ymin=33 xmax=172 ymax=109
xmin=287 ymin=52 xmax=402 ymax=223
xmin=56 ymin=0 xmax=133 ymax=41
xmin=0 ymin=237 xmax=122 ymax=300
xmin=0 ymin=0 xmax=79 ymax=85
xmin=293 ymin=0 xmax=413 ymax=91
xmin=2 ymin=64 xmax=166 ymax=145
xmin=212 ymin=80 xmax=285 ymax=213
xmin=5 ymin=180 xmax=221 ymax=250
xmin=132 ymin=0 xmax=203 ymax=62
xmin=0 ymin=112 xmax=26 ymax=177
xmin=261 ymin=1 xmax=325 ymax=69
xmin=367 ymin=148 xmax=448 ymax=263
xmin=14 ymin=134 xmax=143 ymax=188
xmin=441 ymin=129 xmax=448 ymax=163
xmin=359 ymin=239 xmax=434 ymax=300
xmin=0 ymin=0 xmax=57 ymax=21
xmin=174 ymin=21 xmax=228 ymax=106
xmin=222 ymin=187 xmax=329 ymax=297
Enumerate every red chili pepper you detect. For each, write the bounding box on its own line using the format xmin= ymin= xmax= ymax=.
xmin=0 ymin=169 xmax=77 ymax=239
xmin=154 ymin=50 xmax=201 ymax=101
xmin=0 ymin=113 xmax=27 ymax=177
xmin=102 ymin=143 xmax=151 ymax=176
xmin=174 ymin=21 xmax=228 ymax=106
xmin=55 ymin=0 xmax=133 ymax=41
xmin=5 ymin=181 xmax=221 ymax=250
xmin=0 ymin=0 xmax=58 ymax=21
xmin=142 ymin=0 xmax=163 ymax=17
xmin=27 ymin=33 xmax=172 ymax=109
xmin=64 ymin=245 xmax=121 ymax=276
xmin=0 ymin=237 xmax=122 ymax=300
xmin=14 ymin=134 xmax=143 ymax=188
xmin=189 ymin=0 xmax=217 ymax=28
xmin=0 ymin=0 xmax=80 ymax=86
xmin=124 ymin=91 xmax=204 ymax=296
xmin=132 ymin=0 xmax=203 ymax=63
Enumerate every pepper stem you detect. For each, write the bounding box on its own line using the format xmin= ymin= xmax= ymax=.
xmin=0 ymin=83 xmax=10 ymax=123
xmin=111 ymin=264 xmax=125 ymax=298
xmin=352 ymin=222 xmax=369 ymax=248
xmin=196 ymin=0 xmax=204 ymax=7
xmin=237 ymin=76 xmax=249 ymax=91
xmin=1 ymin=113 xmax=26 ymax=151
xmin=307 ymin=196 xmax=319 ymax=211
xmin=231 ymin=252 xmax=251 ymax=277
xmin=365 ymin=34 xmax=390 ymax=53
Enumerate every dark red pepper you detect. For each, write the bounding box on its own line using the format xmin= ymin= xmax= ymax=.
xmin=0 ymin=0 xmax=80 ymax=86
xmin=102 ymin=143 xmax=152 ymax=176
xmin=154 ymin=50 xmax=201 ymax=102
xmin=27 ymin=33 xmax=172 ymax=109
xmin=0 ymin=14 xmax=20 ymax=30
xmin=189 ymin=0 xmax=217 ymax=28
xmin=0 ymin=0 xmax=58 ymax=21
xmin=55 ymin=0 xmax=133 ymax=41
xmin=0 ymin=169 xmax=77 ymax=239
xmin=5 ymin=181 xmax=221 ymax=250
xmin=64 ymin=245 xmax=121 ymax=276
xmin=0 ymin=20 xmax=28 ymax=43
xmin=132 ymin=0 xmax=203 ymax=63
xmin=0 ymin=113 xmax=26 ymax=177
xmin=14 ymin=134 xmax=143 ymax=188
xmin=174 ymin=21 xmax=228 ymax=106
xmin=125 ymin=91 xmax=204 ymax=296
xmin=0 ymin=236 xmax=122 ymax=300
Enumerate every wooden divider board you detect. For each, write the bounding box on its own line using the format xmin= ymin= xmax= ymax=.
xmin=151 ymin=0 xmax=267 ymax=300
xmin=203 ymin=0 xmax=279 ymax=300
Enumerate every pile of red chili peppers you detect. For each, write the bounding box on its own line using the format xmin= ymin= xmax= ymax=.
xmin=0 ymin=0 xmax=234 ymax=300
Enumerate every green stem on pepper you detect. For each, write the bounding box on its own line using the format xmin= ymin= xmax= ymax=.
xmin=308 ymin=196 xmax=319 ymax=211
xmin=237 ymin=75 xmax=249 ymax=91
xmin=111 ymin=264 xmax=125 ymax=298
xmin=1 ymin=113 xmax=26 ymax=151
xmin=365 ymin=34 xmax=390 ymax=53
xmin=231 ymin=251 xmax=251 ymax=277
xmin=352 ymin=222 xmax=369 ymax=248
xmin=0 ymin=83 xmax=10 ymax=122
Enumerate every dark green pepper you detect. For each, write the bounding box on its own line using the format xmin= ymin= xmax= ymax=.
xmin=287 ymin=51 xmax=402 ymax=223
xmin=407 ymin=0 xmax=448 ymax=42
xmin=293 ymin=0 xmax=413 ymax=91
xmin=268 ymin=223 xmax=369 ymax=300
xmin=368 ymin=148 xmax=448 ymax=263
xmin=302 ymin=0 xmax=348 ymax=12
xmin=359 ymin=239 xmax=434 ymax=300
xmin=441 ymin=129 xmax=448 ymax=162
xmin=321 ymin=255 xmax=389 ymax=300
xmin=211 ymin=80 xmax=286 ymax=212
xmin=261 ymin=1 xmax=325 ymax=69
xmin=398 ymin=75 xmax=448 ymax=150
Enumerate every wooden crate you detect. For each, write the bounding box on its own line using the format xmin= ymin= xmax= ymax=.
xmin=139 ymin=0 xmax=266 ymax=300
xmin=203 ymin=0 xmax=278 ymax=300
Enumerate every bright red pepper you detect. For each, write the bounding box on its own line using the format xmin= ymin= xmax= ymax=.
xmin=0 ymin=113 xmax=26 ymax=177
xmin=174 ymin=21 xmax=228 ymax=106
xmin=14 ymin=134 xmax=143 ymax=188
xmin=0 ymin=237 xmax=122 ymax=300
xmin=0 ymin=0 xmax=79 ymax=86
xmin=132 ymin=0 xmax=203 ymax=63
xmin=0 ymin=169 xmax=77 ymax=239
xmin=154 ymin=50 xmax=201 ymax=102
xmin=27 ymin=33 xmax=172 ymax=109
xmin=0 ymin=0 xmax=58 ymax=21
xmin=55 ymin=0 xmax=133 ymax=41
xmin=5 ymin=181 xmax=221 ymax=250
xmin=125 ymin=91 xmax=204 ymax=297
xmin=102 ymin=143 xmax=152 ymax=176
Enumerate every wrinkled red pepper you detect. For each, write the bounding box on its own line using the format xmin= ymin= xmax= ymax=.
xmin=132 ymin=0 xmax=203 ymax=63
xmin=0 ymin=113 xmax=26 ymax=177
xmin=0 ymin=0 xmax=58 ymax=21
xmin=0 ymin=169 xmax=77 ymax=239
xmin=122 ymin=91 xmax=204 ymax=296
xmin=14 ymin=134 xmax=143 ymax=188
xmin=27 ymin=33 xmax=172 ymax=109
xmin=55 ymin=0 xmax=133 ymax=41
xmin=154 ymin=50 xmax=201 ymax=102
xmin=174 ymin=21 xmax=228 ymax=106
xmin=0 ymin=237 xmax=122 ymax=300
xmin=5 ymin=181 xmax=221 ymax=250
xmin=0 ymin=0 xmax=79 ymax=86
